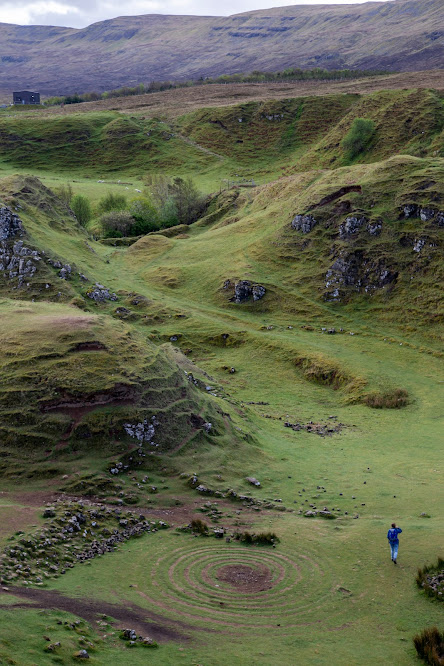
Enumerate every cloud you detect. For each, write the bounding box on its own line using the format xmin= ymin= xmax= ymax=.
xmin=0 ymin=0 xmax=385 ymax=29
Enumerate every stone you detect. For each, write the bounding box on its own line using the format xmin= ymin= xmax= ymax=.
xmin=74 ymin=649 xmax=89 ymax=659
xmin=402 ymin=204 xmax=418 ymax=219
xmin=252 ymin=285 xmax=266 ymax=301
xmin=43 ymin=509 xmax=56 ymax=518
xmin=291 ymin=214 xmax=317 ymax=233
xmin=246 ymin=477 xmax=261 ymax=487
xmin=413 ymin=238 xmax=426 ymax=253
xmin=232 ymin=281 xmax=266 ymax=303
xmin=420 ymin=207 xmax=436 ymax=222
xmin=86 ymin=283 xmax=118 ymax=302
xmin=339 ymin=216 xmax=366 ymax=239
xmin=367 ymin=220 xmax=382 ymax=236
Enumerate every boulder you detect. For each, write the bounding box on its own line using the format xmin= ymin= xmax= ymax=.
xmin=339 ymin=216 xmax=366 ymax=239
xmin=291 ymin=214 xmax=317 ymax=233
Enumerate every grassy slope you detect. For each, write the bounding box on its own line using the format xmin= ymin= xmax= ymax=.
xmin=0 ymin=86 xmax=443 ymax=665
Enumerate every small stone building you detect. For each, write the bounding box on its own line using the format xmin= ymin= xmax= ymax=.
xmin=12 ymin=91 xmax=40 ymax=105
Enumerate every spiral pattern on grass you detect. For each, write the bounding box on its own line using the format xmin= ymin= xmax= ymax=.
xmin=143 ymin=543 xmax=336 ymax=629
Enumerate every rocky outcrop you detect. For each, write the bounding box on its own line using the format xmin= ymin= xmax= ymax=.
xmin=232 ymin=280 xmax=266 ymax=303
xmin=339 ymin=215 xmax=367 ymax=239
xmin=291 ymin=214 xmax=317 ymax=233
xmin=401 ymin=205 xmax=444 ymax=226
xmin=0 ymin=207 xmax=24 ymax=240
xmin=324 ymin=250 xmax=398 ymax=301
xmin=0 ymin=239 xmax=41 ymax=287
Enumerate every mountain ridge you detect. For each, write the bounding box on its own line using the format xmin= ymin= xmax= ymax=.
xmin=0 ymin=0 xmax=443 ymax=96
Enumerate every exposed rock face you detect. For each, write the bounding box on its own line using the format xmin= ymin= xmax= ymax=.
xmin=233 ymin=280 xmax=266 ymax=303
xmin=324 ymin=250 xmax=398 ymax=301
xmin=401 ymin=205 xmax=444 ymax=225
xmin=291 ymin=214 xmax=317 ymax=233
xmin=339 ymin=216 xmax=367 ymax=239
xmin=0 ymin=239 xmax=41 ymax=286
xmin=0 ymin=207 xmax=24 ymax=241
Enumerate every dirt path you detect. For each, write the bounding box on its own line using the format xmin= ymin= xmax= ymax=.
xmin=0 ymin=586 xmax=191 ymax=642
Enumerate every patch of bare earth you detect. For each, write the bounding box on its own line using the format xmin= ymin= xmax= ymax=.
xmin=0 ymin=587 xmax=191 ymax=642
xmin=216 ymin=564 xmax=273 ymax=592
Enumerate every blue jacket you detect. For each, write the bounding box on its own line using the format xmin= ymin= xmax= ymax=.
xmin=387 ymin=527 xmax=402 ymax=543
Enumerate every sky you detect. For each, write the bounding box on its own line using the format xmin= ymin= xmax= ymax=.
xmin=0 ymin=0 xmax=387 ymax=29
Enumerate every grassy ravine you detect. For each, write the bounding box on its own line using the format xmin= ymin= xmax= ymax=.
xmin=0 ymin=85 xmax=443 ymax=665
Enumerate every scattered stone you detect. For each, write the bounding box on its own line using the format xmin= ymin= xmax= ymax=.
xmin=86 ymin=283 xmax=118 ymax=302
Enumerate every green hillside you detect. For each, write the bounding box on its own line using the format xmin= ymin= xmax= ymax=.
xmin=0 ymin=84 xmax=443 ymax=666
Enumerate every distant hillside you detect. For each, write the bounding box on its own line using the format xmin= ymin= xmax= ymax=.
xmin=0 ymin=0 xmax=443 ymax=97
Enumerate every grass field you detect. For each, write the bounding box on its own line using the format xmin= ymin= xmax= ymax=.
xmin=0 ymin=81 xmax=443 ymax=665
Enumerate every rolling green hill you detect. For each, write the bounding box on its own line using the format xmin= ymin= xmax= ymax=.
xmin=0 ymin=82 xmax=442 ymax=666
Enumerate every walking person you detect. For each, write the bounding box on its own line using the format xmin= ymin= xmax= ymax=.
xmin=387 ymin=523 xmax=402 ymax=564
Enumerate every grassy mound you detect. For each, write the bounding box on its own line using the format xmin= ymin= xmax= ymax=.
xmin=0 ymin=299 xmax=220 ymax=452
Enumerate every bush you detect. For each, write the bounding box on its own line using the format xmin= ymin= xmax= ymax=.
xmin=413 ymin=627 xmax=444 ymax=665
xmin=100 ymin=210 xmax=135 ymax=238
xmin=416 ymin=557 xmax=444 ymax=601
xmin=234 ymin=531 xmax=279 ymax=546
xmin=129 ymin=197 xmax=160 ymax=234
xmin=341 ymin=117 xmax=376 ymax=159
xmin=55 ymin=182 xmax=73 ymax=206
xmin=168 ymin=176 xmax=207 ymax=224
xmin=190 ymin=519 xmax=209 ymax=535
xmin=71 ymin=194 xmax=92 ymax=227
xmin=97 ymin=192 xmax=127 ymax=214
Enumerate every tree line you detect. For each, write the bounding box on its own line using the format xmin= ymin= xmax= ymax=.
xmin=43 ymin=67 xmax=390 ymax=106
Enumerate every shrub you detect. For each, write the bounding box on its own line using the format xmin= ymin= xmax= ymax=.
xmin=168 ymin=176 xmax=207 ymax=224
xmin=341 ymin=117 xmax=376 ymax=159
xmin=100 ymin=210 xmax=135 ymax=238
xmin=97 ymin=192 xmax=127 ymax=214
xmin=190 ymin=519 xmax=209 ymax=535
xmin=234 ymin=531 xmax=279 ymax=546
xmin=55 ymin=182 xmax=73 ymax=206
xmin=416 ymin=557 xmax=444 ymax=601
xmin=364 ymin=388 xmax=409 ymax=409
xmin=71 ymin=194 xmax=92 ymax=227
xmin=129 ymin=197 xmax=160 ymax=234
xmin=413 ymin=627 xmax=444 ymax=665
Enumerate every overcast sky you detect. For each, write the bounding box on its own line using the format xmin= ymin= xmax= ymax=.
xmin=0 ymin=0 xmax=386 ymax=29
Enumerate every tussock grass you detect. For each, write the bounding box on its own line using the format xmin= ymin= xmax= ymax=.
xmin=363 ymin=388 xmax=409 ymax=409
xmin=413 ymin=627 xmax=444 ymax=666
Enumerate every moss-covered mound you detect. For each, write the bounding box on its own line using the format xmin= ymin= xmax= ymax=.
xmin=0 ymin=299 xmax=219 ymax=449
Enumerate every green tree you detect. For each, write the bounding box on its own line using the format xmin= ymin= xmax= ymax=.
xmin=97 ymin=192 xmax=127 ymax=214
xmin=129 ymin=197 xmax=159 ymax=234
xmin=168 ymin=177 xmax=207 ymax=225
xmin=71 ymin=194 xmax=92 ymax=227
xmin=341 ymin=118 xmax=376 ymax=159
